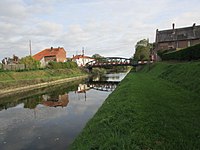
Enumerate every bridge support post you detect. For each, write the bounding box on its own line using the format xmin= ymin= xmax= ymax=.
xmin=88 ymin=67 xmax=92 ymax=73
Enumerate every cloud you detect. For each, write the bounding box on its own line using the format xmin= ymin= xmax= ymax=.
xmin=0 ymin=0 xmax=28 ymax=19
xmin=0 ymin=0 xmax=200 ymax=60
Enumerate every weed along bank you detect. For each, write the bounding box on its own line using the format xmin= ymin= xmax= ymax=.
xmin=71 ymin=62 xmax=200 ymax=150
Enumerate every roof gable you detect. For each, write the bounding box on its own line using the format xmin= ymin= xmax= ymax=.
xmin=33 ymin=47 xmax=66 ymax=61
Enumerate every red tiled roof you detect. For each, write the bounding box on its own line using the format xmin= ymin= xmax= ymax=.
xmin=72 ymin=55 xmax=94 ymax=60
xmin=33 ymin=47 xmax=65 ymax=61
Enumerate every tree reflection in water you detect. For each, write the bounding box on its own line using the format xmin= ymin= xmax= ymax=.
xmin=0 ymin=80 xmax=82 ymax=110
xmin=0 ymin=73 xmax=122 ymax=111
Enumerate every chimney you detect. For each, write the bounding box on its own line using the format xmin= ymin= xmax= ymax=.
xmin=193 ymin=23 xmax=196 ymax=27
xmin=172 ymin=23 xmax=175 ymax=30
xmin=51 ymin=47 xmax=53 ymax=51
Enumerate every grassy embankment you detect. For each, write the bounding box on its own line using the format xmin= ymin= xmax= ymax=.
xmin=0 ymin=68 xmax=87 ymax=90
xmin=71 ymin=61 xmax=200 ymax=150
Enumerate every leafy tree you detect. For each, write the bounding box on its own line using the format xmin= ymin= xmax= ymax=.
xmin=134 ymin=39 xmax=152 ymax=60
xmin=92 ymin=54 xmax=103 ymax=59
xmin=19 ymin=56 xmax=40 ymax=70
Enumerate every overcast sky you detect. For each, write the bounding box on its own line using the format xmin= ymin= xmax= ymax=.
xmin=0 ymin=0 xmax=200 ymax=60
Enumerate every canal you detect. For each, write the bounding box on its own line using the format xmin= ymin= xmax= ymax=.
xmin=0 ymin=72 xmax=127 ymax=150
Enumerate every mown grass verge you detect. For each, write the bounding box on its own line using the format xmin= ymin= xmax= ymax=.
xmin=70 ymin=61 xmax=200 ymax=150
xmin=0 ymin=68 xmax=87 ymax=90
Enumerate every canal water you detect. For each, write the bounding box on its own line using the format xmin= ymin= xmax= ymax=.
xmin=0 ymin=73 xmax=127 ymax=150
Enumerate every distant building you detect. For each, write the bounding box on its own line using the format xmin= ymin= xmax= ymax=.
xmin=154 ymin=23 xmax=200 ymax=51
xmin=33 ymin=47 xmax=66 ymax=67
xmin=72 ymin=55 xmax=94 ymax=67
xmin=2 ymin=55 xmax=19 ymax=65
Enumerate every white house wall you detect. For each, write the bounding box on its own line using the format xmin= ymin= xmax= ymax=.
xmin=40 ymin=57 xmax=46 ymax=68
xmin=74 ymin=58 xmax=94 ymax=66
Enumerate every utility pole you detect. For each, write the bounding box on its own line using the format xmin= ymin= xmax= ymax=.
xmin=82 ymin=47 xmax=84 ymax=56
xmin=82 ymin=47 xmax=85 ymax=66
xmin=29 ymin=40 xmax=32 ymax=56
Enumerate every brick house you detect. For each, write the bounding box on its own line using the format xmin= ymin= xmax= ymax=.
xmin=33 ymin=47 xmax=66 ymax=67
xmin=154 ymin=23 xmax=200 ymax=52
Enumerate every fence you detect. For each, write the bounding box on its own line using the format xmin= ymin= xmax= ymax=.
xmin=0 ymin=64 xmax=25 ymax=71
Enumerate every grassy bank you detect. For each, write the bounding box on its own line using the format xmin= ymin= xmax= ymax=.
xmin=71 ymin=61 xmax=200 ymax=149
xmin=0 ymin=68 xmax=87 ymax=90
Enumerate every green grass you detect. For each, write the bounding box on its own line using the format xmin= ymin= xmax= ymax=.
xmin=144 ymin=61 xmax=200 ymax=94
xmin=0 ymin=68 xmax=87 ymax=90
xmin=70 ymin=62 xmax=200 ymax=150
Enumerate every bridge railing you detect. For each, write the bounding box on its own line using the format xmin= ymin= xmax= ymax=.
xmin=85 ymin=57 xmax=135 ymax=68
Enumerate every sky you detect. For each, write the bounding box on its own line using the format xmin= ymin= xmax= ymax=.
xmin=0 ymin=0 xmax=200 ymax=60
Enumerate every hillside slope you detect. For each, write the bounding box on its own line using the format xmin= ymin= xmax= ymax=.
xmin=70 ymin=61 xmax=200 ymax=150
xmin=143 ymin=61 xmax=200 ymax=94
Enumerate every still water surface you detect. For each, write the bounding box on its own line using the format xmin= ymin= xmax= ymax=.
xmin=0 ymin=73 xmax=126 ymax=150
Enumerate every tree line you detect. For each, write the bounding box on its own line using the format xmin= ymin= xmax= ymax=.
xmin=133 ymin=39 xmax=153 ymax=61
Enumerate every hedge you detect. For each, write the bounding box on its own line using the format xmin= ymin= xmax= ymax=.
xmin=47 ymin=61 xmax=78 ymax=69
xmin=160 ymin=43 xmax=200 ymax=61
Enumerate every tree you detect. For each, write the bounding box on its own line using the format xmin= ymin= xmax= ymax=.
xmin=19 ymin=56 xmax=40 ymax=69
xmin=92 ymin=54 xmax=103 ymax=59
xmin=134 ymin=39 xmax=152 ymax=60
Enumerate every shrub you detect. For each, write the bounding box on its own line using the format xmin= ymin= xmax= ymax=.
xmin=19 ymin=56 xmax=41 ymax=70
xmin=47 ymin=61 xmax=78 ymax=69
xmin=160 ymin=44 xmax=200 ymax=61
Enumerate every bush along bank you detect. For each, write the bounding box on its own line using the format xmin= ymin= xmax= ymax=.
xmin=70 ymin=61 xmax=200 ymax=150
xmin=159 ymin=43 xmax=200 ymax=61
xmin=47 ymin=61 xmax=78 ymax=69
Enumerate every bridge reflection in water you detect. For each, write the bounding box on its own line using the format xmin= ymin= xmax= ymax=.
xmin=88 ymin=81 xmax=118 ymax=92
xmin=75 ymin=80 xmax=119 ymax=101
xmin=42 ymin=80 xmax=118 ymax=106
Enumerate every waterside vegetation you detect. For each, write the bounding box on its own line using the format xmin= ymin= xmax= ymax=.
xmin=0 ymin=68 xmax=87 ymax=90
xmin=158 ymin=43 xmax=200 ymax=61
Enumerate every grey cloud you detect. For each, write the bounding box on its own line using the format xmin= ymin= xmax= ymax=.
xmin=0 ymin=0 xmax=28 ymax=19
xmin=0 ymin=0 xmax=200 ymax=60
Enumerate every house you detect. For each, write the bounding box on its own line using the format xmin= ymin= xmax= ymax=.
xmin=2 ymin=55 xmax=19 ymax=65
xmin=72 ymin=55 xmax=94 ymax=67
xmin=33 ymin=47 xmax=66 ymax=67
xmin=154 ymin=23 xmax=200 ymax=51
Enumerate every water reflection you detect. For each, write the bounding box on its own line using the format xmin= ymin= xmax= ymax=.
xmin=42 ymin=93 xmax=69 ymax=107
xmin=0 ymin=72 xmax=127 ymax=150
xmin=0 ymin=81 xmax=80 ymax=111
xmin=0 ymin=79 xmax=120 ymax=111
